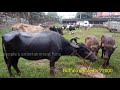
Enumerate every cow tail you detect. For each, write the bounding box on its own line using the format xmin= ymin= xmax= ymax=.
xmin=2 ymin=36 xmax=8 ymax=64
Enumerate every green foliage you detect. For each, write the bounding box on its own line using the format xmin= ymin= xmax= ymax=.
xmin=0 ymin=12 xmax=60 ymax=24
xmin=47 ymin=12 xmax=58 ymax=18
xmin=75 ymin=12 xmax=94 ymax=19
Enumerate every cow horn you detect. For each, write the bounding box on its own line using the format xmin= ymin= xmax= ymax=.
xmin=113 ymin=45 xmax=118 ymax=49
xmin=70 ymin=43 xmax=79 ymax=48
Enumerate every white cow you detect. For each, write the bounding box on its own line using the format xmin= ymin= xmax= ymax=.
xmin=79 ymin=21 xmax=92 ymax=30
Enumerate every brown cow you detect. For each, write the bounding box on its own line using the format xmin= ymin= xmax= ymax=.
xmin=85 ymin=35 xmax=100 ymax=56
xmin=12 ymin=23 xmax=22 ymax=30
xmin=101 ymin=35 xmax=117 ymax=67
xmin=11 ymin=23 xmax=47 ymax=32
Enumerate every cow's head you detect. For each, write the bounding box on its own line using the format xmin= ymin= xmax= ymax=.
xmin=49 ymin=26 xmax=57 ymax=31
xmin=57 ymin=28 xmax=63 ymax=35
xmin=101 ymin=43 xmax=117 ymax=59
xmin=49 ymin=26 xmax=63 ymax=35
xmin=90 ymin=45 xmax=100 ymax=56
xmin=71 ymin=43 xmax=97 ymax=62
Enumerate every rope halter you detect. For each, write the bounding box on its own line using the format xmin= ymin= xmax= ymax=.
xmin=71 ymin=50 xmax=93 ymax=70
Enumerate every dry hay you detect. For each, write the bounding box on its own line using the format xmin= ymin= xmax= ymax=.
xmin=25 ymin=59 xmax=48 ymax=67
xmin=55 ymin=66 xmax=63 ymax=72
xmin=77 ymin=64 xmax=106 ymax=78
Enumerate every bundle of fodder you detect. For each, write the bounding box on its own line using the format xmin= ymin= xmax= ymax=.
xmin=77 ymin=64 xmax=106 ymax=78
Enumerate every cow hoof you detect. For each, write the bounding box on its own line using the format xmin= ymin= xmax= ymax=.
xmin=55 ymin=66 xmax=62 ymax=70
xmin=10 ymin=75 xmax=15 ymax=78
xmin=50 ymin=73 xmax=55 ymax=78
xmin=17 ymin=73 xmax=21 ymax=76
xmin=106 ymin=63 xmax=109 ymax=66
xmin=102 ymin=64 xmax=107 ymax=68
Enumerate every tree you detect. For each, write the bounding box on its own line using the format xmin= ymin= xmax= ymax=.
xmin=0 ymin=12 xmax=60 ymax=25
xmin=85 ymin=12 xmax=93 ymax=18
xmin=47 ymin=12 xmax=58 ymax=18
xmin=46 ymin=12 xmax=59 ymax=22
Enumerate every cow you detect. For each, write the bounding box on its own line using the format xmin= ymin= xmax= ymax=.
xmin=75 ymin=24 xmax=80 ymax=29
xmin=11 ymin=23 xmax=46 ymax=32
xmin=66 ymin=24 xmax=76 ymax=31
xmin=68 ymin=25 xmax=76 ymax=31
xmin=85 ymin=35 xmax=100 ymax=56
xmin=65 ymin=24 xmax=76 ymax=34
xmin=100 ymin=35 xmax=117 ymax=67
xmin=49 ymin=26 xmax=63 ymax=35
xmin=2 ymin=31 xmax=97 ymax=77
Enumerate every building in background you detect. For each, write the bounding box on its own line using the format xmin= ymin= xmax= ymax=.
xmin=96 ymin=12 xmax=120 ymax=18
xmin=62 ymin=12 xmax=120 ymax=24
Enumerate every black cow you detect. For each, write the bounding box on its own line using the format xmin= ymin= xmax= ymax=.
xmin=2 ymin=31 xmax=97 ymax=77
xmin=101 ymin=35 xmax=117 ymax=67
xmin=49 ymin=26 xmax=63 ymax=35
xmin=75 ymin=24 xmax=80 ymax=29
xmin=69 ymin=25 xmax=76 ymax=31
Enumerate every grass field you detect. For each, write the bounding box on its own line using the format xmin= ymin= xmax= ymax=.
xmin=0 ymin=28 xmax=120 ymax=78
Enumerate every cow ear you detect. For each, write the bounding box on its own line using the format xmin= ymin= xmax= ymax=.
xmin=113 ymin=45 xmax=118 ymax=49
xmin=70 ymin=43 xmax=79 ymax=49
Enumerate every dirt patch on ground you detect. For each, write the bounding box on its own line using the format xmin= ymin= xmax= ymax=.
xmin=67 ymin=31 xmax=82 ymax=35
xmin=25 ymin=59 xmax=49 ymax=67
xmin=77 ymin=64 xmax=106 ymax=78
xmin=25 ymin=59 xmax=63 ymax=70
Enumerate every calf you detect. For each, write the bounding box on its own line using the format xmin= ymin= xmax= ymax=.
xmin=100 ymin=35 xmax=117 ymax=67
xmin=85 ymin=35 xmax=100 ymax=56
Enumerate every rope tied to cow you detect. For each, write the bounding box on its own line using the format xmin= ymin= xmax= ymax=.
xmin=76 ymin=51 xmax=93 ymax=70
xmin=71 ymin=49 xmax=93 ymax=70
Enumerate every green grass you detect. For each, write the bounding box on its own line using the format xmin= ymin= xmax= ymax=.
xmin=0 ymin=28 xmax=120 ymax=78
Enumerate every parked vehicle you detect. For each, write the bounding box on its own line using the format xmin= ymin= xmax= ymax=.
xmin=103 ymin=21 xmax=120 ymax=32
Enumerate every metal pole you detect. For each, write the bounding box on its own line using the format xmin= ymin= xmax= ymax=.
xmin=80 ymin=13 xmax=81 ymax=19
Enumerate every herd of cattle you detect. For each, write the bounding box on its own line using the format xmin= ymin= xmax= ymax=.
xmin=11 ymin=23 xmax=91 ymax=35
xmin=2 ymin=23 xmax=117 ymax=77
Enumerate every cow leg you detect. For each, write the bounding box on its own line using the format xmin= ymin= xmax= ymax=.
xmin=4 ymin=55 xmax=8 ymax=64
xmin=49 ymin=56 xmax=60 ymax=77
xmin=7 ymin=58 xmax=13 ymax=77
xmin=102 ymin=58 xmax=109 ymax=68
xmin=106 ymin=60 xmax=109 ymax=66
xmin=102 ymin=60 xmax=107 ymax=68
xmin=106 ymin=55 xmax=111 ymax=66
xmin=3 ymin=51 xmax=13 ymax=77
xmin=69 ymin=30 xmax=71 ymax=34
xmin=11 ymin=57 xmax=21 ymax=75
xmin=50 ymin=60 xmax=55 ymax=77
xmin=101 ymin=48 xmax=104 ymax=59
